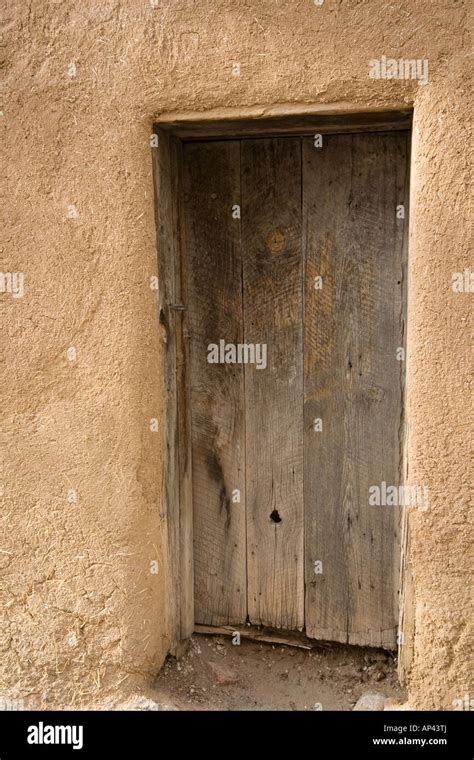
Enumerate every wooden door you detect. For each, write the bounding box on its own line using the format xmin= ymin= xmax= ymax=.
xmin=181 ymin=131 xmax=408 ymax=646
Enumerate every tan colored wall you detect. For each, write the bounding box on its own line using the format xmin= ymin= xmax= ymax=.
xmin=1 ymin=0 xmax=471 ymax=709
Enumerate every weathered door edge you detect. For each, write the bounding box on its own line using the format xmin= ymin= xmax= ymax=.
xmin=398 ymin=132 xmax=414 ymax=682
xmin=152 ymin=130 xmax=194 ymax=652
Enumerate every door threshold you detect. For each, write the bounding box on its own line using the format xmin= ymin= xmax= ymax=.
xmin=194 ymin=624 xmax=333 ymax=651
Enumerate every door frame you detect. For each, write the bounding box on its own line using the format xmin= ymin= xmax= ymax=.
xmin=151 ymin=107 xmax=413 ymax=655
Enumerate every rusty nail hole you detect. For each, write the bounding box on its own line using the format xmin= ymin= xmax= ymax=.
xmin=270 ymin=510 xmax=282 ymax=524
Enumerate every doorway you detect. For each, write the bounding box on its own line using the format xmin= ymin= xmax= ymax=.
xmin=153 ymin=113 xmax=410 ymax=650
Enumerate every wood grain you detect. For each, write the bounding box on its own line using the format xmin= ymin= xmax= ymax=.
xmin=303 ymin=132 xmax=408 ymax=648
xmin=156 ymin=110 xmax=412 ymax=141
xmin=242 ymin=137 xmax=304 ymax=630
xmin=181 ymin=140 xmax=247 ymax=626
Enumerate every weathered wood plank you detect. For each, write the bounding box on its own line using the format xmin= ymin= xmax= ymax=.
xmin=242 ymin=137 xmax=304 ymax=630
xmin=152 ymin=131 xmax=181 ymax=647
xmin=194 ymin=624 xmax=332 ymax=650
xmin=157 ymin=110 xmax=412 ymax=141
xmin=173 ymin=137 xmax=195 ymax=641
xmin=181 ymin=140 xmax=247 ymax=626
xmin=303 ymin=132 xmax=408 ymax=648
xmin=398 ymin=205 xmax=413 ymax=674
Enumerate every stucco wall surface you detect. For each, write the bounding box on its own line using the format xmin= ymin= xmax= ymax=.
xmin=1 ymin=0 xmax=471 ymax=709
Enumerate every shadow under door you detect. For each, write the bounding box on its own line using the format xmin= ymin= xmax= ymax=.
xmin=180 ymin=131 xmax=408 ymax=648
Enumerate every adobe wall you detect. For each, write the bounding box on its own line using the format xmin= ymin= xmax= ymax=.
xmin=2 ymin=0 xmax=470 ymax=709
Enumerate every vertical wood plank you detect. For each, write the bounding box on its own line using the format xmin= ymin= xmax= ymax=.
xmin=242 ymin=137 xmax=304 ymax=630
xmin=174 ymin=137 xmax=195 ymax=641
xmin=398 ymin=144 xmax=413 ymax=673
xmin=152 ymin=131 xmax=181 ymax=647
xmin=181 ymin=140 xmax=247 ymax=626
xmin=303 ymin=132 xmax=408 ymax=648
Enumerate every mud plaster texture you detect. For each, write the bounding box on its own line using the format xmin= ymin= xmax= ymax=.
xmin=1 ymin=0 xmax=471 ymax=710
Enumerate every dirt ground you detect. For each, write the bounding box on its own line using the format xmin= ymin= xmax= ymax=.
xmin=153 ymin=632 xmax=406 ymax=711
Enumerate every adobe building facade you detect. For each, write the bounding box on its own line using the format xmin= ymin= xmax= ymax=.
xmin=2 ymin=0 xmax=471 ymax=709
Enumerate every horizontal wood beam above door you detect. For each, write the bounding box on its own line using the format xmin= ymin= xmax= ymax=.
xmin=154 ymin=109 xmax=412 ymax=141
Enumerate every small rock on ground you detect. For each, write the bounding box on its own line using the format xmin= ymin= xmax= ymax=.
xmin=207 ymin=661 xmax=239 ymax=685
xmin=353 ymin=692 xmax=386 ymax=711
xmin=119 ymin=696 xmax=178 ymax=711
